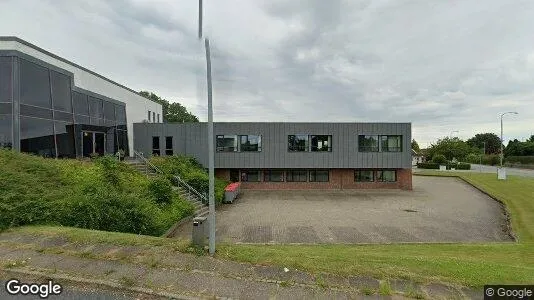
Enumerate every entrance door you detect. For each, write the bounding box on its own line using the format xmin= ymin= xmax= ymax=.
xmin=82 ymin=131 xmax=106 ymax=157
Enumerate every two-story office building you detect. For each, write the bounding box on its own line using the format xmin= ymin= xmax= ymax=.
xmin=134 ymin=122 xmax=413 ymax=190
xmin=0 ymin=37 xmax=162 ymax=158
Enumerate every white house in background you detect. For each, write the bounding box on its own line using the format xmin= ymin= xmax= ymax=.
xmin=412 ymin=149 xmax=425 ymax=165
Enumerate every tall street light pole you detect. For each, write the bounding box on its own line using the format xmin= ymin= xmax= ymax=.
xmin=198 ymin=0 xmax=215 ymax=255
xmin=500 ymin=112 xmax=518 ymax=168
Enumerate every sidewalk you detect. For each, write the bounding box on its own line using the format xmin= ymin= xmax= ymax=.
xmin=0 ymin=229 xmax=480 ymax=299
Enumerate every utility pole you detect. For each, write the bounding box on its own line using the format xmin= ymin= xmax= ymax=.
xmin=480 ymin=141 xmax=485 ymax=172
xmin=198 ymin=0 xmax=215 ymax=255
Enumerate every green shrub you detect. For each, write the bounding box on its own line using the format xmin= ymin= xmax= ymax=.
xmin=150 ymin=156 xmax=229 ymax=204
xmin=417 ymin=162 xmax=440 ymax=169
xmin=0 ymin=150 xmax=193 ymax=236
xmin=482 ymin=154 xmax=500 ymax=166
xmin=465 ymin=153 xmax=481 ymax=164
xmin=148 ymin=177 xmax=173 ymax=205
xmin=431 ymin=154 xmax=447 ymax=164
xmin=506 ymin=156 xmax=534 ymax=165
xmin=456 ymin=163 xmax=471 ymax=170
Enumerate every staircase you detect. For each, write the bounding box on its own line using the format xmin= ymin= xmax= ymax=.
xmin=124 ymin=153 xmax=209 ymax=217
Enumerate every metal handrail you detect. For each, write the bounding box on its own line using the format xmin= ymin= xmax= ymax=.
xmin=133 ymin=150 xmax=208 ymax=205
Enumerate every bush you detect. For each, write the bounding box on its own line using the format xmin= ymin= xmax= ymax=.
xmin=148 ymin=177 xmax=173 ymax=205
xmin=456 ymin=163 xmax=471 ymax=170
xmin=465 ymin=153 xmax=481 ymax=164
xmin=151 ymin=156 xmax=229 ymax=204
xmin=431 ymin=154 xmax=447 ymax=164
xmin=417 ymin=162 xmax=440 ymax=169
xmin=506 ymin=156 xmax=534 ymax=165
xmin=0 ymin=150 xmax=194 ymax=235
xmin=482 ymin=154 xmax=500 ymax=166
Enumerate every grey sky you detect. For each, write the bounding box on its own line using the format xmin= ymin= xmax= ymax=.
xmin=1 ymin=0 xmax=533 ymax=147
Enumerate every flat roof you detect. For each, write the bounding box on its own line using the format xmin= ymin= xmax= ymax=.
xmin=0 ymin=36 xmax=159 ymax=105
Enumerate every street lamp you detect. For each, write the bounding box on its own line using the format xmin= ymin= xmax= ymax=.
xmin=449 ymin=130 xmax=459 ymax=138
xmin=500 ymin=112 xmax=518 ymax=168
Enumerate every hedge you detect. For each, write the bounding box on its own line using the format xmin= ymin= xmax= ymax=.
xmin=506 ymin=156 xmax=534 ymax=165
xmin=417 ymin=162 xmax=440 ymax=169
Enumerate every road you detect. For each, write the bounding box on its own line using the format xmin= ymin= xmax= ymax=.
xmin=466 ymin=164 xmax=534 ymax=178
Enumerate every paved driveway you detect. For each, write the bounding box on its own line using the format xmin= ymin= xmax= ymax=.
xmin=175 ymin=176 xmax=512 ymax=244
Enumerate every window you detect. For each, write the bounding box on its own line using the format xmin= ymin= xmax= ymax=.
xmin=152 ymin=136 xmax=160 ymax=156
xmin=88 ymin=97 xmax=103 ymax=119
xmin=311 ymin=135 xmax=332 ymax=152
xmin=286 ymin=170 xmax=307 ymax=182
xmin=0 ymin=57 xmax=12 ymax=103
xmin=157 ymin=114 xmax=160 ymax=123
xmin=240 ymin=170 xmax=260 ymax=182
xmin=73 ymin=92 xmax=89 ymax=116
xmin=358 ymin=135 xmax=379 ymax=152
xmin=20 ymin=116 xmax=56 ymax=157
xmin=309 ymin=170 xmax=329 ymax=182
xmin=55 ymin=121 xmax=75 ymax=158
xmin=377 ymin=170 xmax=397 ymax=182
xmin=355 ymin=170 xmax=374 ymax=182
xmin=51 ymin=70 xmax=72 ymax=112
xmin=230 ymin=169 xmax=240 ymax=182
xmin=0 ymin=115 xmax=12 ymax=149
xmin=20 ymin=104 xmax=53 ymax=119
xmin=148 ymin=110 xmax=151 ymax=122
xmin=116 ymin=105 xmax=126 ymax=129
xmin=103 ymin=101 xmax=115 ymax=120
xmin=20 ymin=59 xmax=51 ymax=108
xmin=288 ymin=134 xmax=309 ymax=151
xmin=152 ymin=112 xmax=156 ymax=123
xmin=165 ymin=136 xmax=173 ymax=156
xmin=264 ymin=170 xmax=284 ymax=182
xmin=117 ymin=130 xmax=128 ymax=156
xmin=380 ymin=135 xmax=402 ymax=152
xmin=216 ymin=135 xmax=238 ymax=152
xmin=240 ymin=135 xmax=262 ymax=151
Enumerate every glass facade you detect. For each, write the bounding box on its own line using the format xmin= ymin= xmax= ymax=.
xmin=0 ymin=57 xmax=12 ymax=149
xmin=0 ymin=57 xmax=128 ymax=157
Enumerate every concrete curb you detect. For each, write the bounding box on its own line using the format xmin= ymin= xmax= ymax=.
xmin=1 ymin=268 xmax=202 ymax=300
xmin=162 ymin=215 xmax=194 ymax=238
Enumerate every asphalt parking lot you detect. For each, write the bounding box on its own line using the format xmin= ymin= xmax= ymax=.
xmin=175 ymin=176 xmax=512 ymax=244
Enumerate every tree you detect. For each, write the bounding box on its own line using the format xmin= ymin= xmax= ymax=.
xmin=411 ymin=139 xmax=420 ymax=152
xmin=466 ymin=133 xmax=501 ymax=154
xmin=425 ymin=137 xmax=475 ymax=161
xmin=528 ymin=135 xmax=534 ymax=143
xmin=505 ymin=139 xmax=534 ymax=156
xmin=139 ymin=91 xmax=199 ymax=123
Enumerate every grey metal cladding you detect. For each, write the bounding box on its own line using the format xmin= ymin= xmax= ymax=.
xmin=134 ymin=122 xmax=412 ymax=169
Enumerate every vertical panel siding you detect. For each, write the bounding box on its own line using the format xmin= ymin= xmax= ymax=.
xmin=134 ymin=122 xmax=411 ymax=169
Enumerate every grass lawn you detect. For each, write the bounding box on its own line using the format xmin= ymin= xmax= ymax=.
xmin=3 ymin=171 xmax=533 ymax=288
xmin=218 ymin=171 xmax=534 ymax=288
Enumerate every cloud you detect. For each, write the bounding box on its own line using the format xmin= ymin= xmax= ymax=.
xmin=1 ymin=0 xmax=533 ymax=147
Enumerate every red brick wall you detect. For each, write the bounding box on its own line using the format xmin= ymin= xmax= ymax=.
xmin=215 ymin=168 xmax=412 ymax=190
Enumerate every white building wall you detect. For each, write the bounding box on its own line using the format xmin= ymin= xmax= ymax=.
xmin=0 ymin=40 xmax=162 ymax=156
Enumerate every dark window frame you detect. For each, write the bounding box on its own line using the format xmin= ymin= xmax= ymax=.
xmin=165 ymin=136 xmax=173 ymax=156
xmin=152 ymin=136 xmax=160 ymax=156
xmin=148 ymin=110 xmax=151 ymax=122
xmin=310 ymin=135 xmax=332 ymax=152
xmin=263 ymin=170 xmax=284 ymax=182
xmin=380 ymin=135 xmax=403 ymax=152
xmin=240 ymin=170 xmax=261 ymax=182
xmin=377 ymin=170 xmax=397 ymax=182
xmin=354 ymin=170 xmax=375 ymax=182
xmin=216 ymin=135 xmax=238 ymax=152
xmin=286 ymin=170 xmax=308 ymax=182
xmin=288 ymin=134 xmax=309 ymax=152
xmin=309 ymin=169 xmax=329 ymax=182
xmin=358 ymin=135 xmax=379 ymax=152
xmin=239 ymin=134 xmax=262 ymax=152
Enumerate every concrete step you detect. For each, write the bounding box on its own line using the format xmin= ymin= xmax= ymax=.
xmin=196 ymin=207 xmax=209 ymax=217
